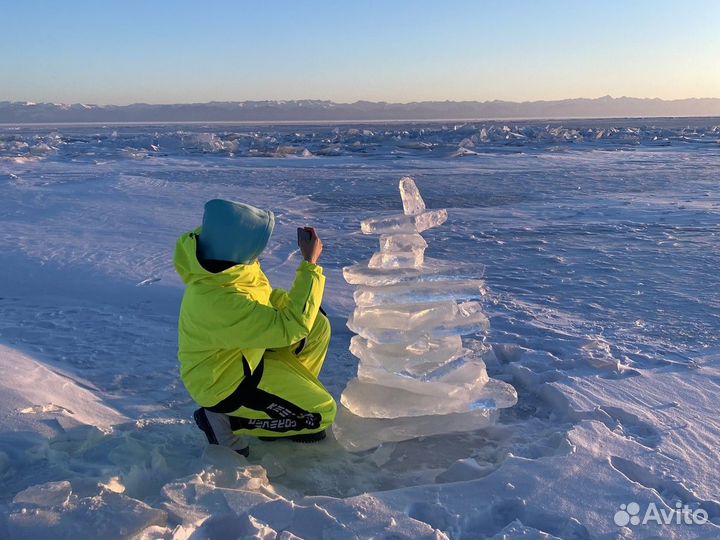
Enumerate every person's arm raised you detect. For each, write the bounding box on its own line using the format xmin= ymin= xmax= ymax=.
xmin=192 ymin=228 xmax=327 ymax=350
xmin=298 ymin=227 xmax=323 ymax=265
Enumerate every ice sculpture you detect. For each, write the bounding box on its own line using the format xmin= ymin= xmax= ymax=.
xmin=333 ymin=177 xmax=517 ymax=451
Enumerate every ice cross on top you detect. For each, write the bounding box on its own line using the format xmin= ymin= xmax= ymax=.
xmin=360 ymin=178 xmax=448 ymax=237
xmin=399 ymin=177 xmax=426 ymax=216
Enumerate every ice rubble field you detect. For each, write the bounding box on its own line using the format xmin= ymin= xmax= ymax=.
xmin=0 ymin=119 xmax=719 ymax=539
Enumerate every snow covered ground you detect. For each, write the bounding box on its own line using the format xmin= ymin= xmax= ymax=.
xmin=0 ymin=120 xmax=718 ymax=539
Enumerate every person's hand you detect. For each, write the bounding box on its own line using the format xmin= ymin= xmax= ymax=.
xmin=298 ymin=227 xmax=323 ymax=264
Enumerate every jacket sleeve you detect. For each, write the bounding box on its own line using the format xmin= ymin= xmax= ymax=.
xmin=269 ymin=287 xmax=291 ymax=310
xmin=207 ymin=261 xmax=326 ymax=350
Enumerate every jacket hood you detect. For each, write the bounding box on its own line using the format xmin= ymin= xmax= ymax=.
xmin=197 ymin=199 xmax=275 ymax=265
xmin=174 ymin=228 xmax=264 ymax=287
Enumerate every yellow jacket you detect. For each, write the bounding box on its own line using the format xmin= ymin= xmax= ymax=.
xmin=173 ymin=228 xmax=326 ymax=407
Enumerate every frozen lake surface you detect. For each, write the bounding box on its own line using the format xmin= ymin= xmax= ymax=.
xmin=0 ymin=119 xmax=719 ymax=539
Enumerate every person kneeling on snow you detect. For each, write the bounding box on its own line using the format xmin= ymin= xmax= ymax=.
xmin=174 ymin=199 xmax=336 ymax=456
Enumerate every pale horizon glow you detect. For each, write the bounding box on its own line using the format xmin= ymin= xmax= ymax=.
xmin=2 ymin=0 xmax=719 ymax=106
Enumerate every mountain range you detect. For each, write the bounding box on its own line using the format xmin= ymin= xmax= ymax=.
xmin=1 ymin=96 xmax=719 ymax=124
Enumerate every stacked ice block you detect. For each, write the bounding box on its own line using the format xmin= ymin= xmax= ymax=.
xmin=333 ymin=177 xmax=517 ymax=451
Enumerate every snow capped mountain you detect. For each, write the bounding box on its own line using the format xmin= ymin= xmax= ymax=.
xmin=1 ymin=96 xmax=718 ymax=123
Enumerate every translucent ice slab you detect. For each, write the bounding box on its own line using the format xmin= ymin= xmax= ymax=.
xmin=347 ymin=301 xmax=489 ymax=344
xmin=350 ymin=300 xmax=462 ymax=332
xmin=468 ymin=379 xmax=518 ymax=409
xmin=349 ymin=335 xmax=468 ymax=375
xmin=343 ymin=257 xmax=482 ymax=287
xmin=333 ymin=405 xmax=499 ymax=452
xmin=432 ymin=301 xmax=490 ymax=336
xmin=368 ymin=248 xmax=424 ymax=270
xmin=379 ymin=233 xmax=427 ymax=252
xmin=357 ymin=358 xmax=489 ymax=396
xmin=347 ymin=317 xmax=490 ymax=344
xmin=354 ymin=279 xmax=487 ymax=307
xmin=360 ymin=209 xmax=447 ymax=235
xmin=399 ymin=177 xmax=426 ymax=215
xmin=342 ymin=369 xmax=516 ymax=419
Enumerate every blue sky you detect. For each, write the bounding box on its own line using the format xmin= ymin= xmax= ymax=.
xmin=2 ymin=0 xmax=718 ymax=104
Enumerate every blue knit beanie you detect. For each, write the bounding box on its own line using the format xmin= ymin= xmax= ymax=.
xmin=197 ymin=199 xmax=275 ymax=265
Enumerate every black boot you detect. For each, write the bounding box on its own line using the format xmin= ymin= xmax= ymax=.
xmin=193 ymin=408 xmax=250 ymax=457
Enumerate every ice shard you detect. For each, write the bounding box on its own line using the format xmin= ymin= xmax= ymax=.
xmin=353 ymin=279 xmax=487 ymax=307
xmin=333 ymin=177 xmax=517 ymax=451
